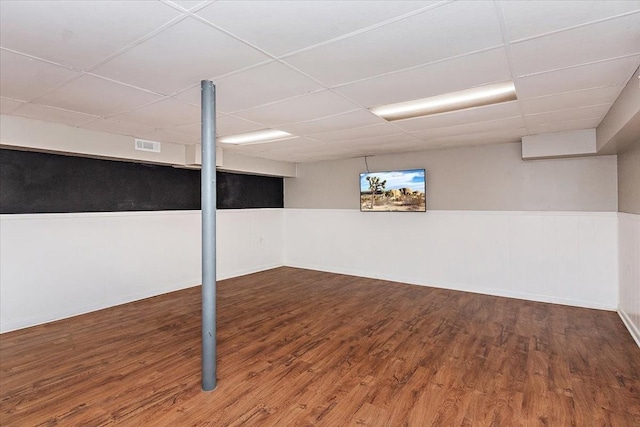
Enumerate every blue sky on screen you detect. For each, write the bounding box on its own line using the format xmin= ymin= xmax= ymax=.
xmin=360 ymin=169 xmax=425 ymax=192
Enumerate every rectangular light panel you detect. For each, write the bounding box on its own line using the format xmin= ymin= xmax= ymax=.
xmin=369 ymin=81 xmax=517 ymax=121
xmin=218 ymin=129 xmax=294 ymax=145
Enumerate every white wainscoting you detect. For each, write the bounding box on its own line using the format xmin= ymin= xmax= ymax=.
xmin=284 ymin=209 xmax=618 ymax=310
xmin=0 ymin=209 xmax=283 ymax=333
xmin=216 ymin=209 xmax=284 ymax=280
xmin=2 ymin=208 xmax=624 ymax=334
xmin=618 ymin=212 xmax=640 ymax=346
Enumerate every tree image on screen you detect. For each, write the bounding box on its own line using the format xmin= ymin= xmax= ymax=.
xmin=360 ymin=169 xmax=426 ymax=212
xmin=366 ymin=175 xmax=386 ymax=209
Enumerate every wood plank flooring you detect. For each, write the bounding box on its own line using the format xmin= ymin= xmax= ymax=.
xmin=1 ymin=267 xmax=639 ymax=426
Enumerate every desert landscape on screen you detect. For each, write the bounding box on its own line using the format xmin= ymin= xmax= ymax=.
xmin=360 ymin=169 xmax=426 ymax=212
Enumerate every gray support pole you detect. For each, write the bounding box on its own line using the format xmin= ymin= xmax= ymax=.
xmin=201 ymin=80 xmax=217 ymax=391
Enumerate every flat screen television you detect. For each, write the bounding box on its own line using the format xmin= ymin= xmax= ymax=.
xmin=360 ymin=169 xmax=426 ymax=212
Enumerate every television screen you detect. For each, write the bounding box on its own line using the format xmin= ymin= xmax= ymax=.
xmin=360 ymin=169 xmax=426 ymax=212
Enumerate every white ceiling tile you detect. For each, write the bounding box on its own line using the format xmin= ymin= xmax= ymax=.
xmin=216 ymin=115 xmax=264 ymax=136
xmin=311 ymin=123 xmax=402 ymax=143
xmin=91 ymin=17 xmax=270 ymax=95
xmin=423 ymin=127 xmax=526 ymax=147
xmin=79 ymin=118 xmax=155 ymax=137
xmin=223 ymin=138 xmax=334 ymax=159
xmin=278 ymin=110 xmax=385 ymax=136
xmin=523 ymin=104 xmax=611 ymax=128
xmin=0 ymin=1 xmax=181 ymax=69
xmin=335 ymin=133 xmax=424 ymax=149
xmin=11 ymin=103 xmax=98 ymax=127
xmin=172 ymin=84 xmax=201 ymax=107
xmin=335 ymin=48 xmax=512 ymax=107
xmin=112 ymin=98 xmax=200 ymax=127
xmin=0 ymin=50 xmax=79 ymax=101
xmin=305 ymin=152 xmax=361 ymax=162
xmin=227 ymin=137 xmax=320 ymax=153
xmin=284 ymin=1 xmax=504 ymax=86
xmin=392 ymin=101 xmax=522 ymax=132
xmin=174 ymin=71 xmax=324 ymax=115
xmin=170 ymin=121 xmax=201 ymax=138
xmin=286 ymin=155 xmax=331 ymax=162
xmin=510 ymin=12 xmax=640 ymax=76
xmin=0 ymin=97 xmax=26 ymax=115
xmin=520 ymin=86 xmax=620 ymax=115
xmin=411 ymin=117 xmax=526 ymax=140
xmin=215 ymin=62 xmax=325 ymax=113
xmin=138 ymin=128 xmax=197 ymax=145
xmin=37 ymin=74 xmax=165 ymax=117
xmin=195 ymin=1 xmax=434 ymax=57
xmin=271 ymin=140 xmax=340 ymax=152
xmin=256 ymin=144 xmax=356 ymax=163
xmin=169 ymin=118 xmax=263 ymax=140
xmin=169 ymin=119 xmax=268 ymax=140
xmin=345 ymin=137 xmax=429 ymax=156
xmin=168 ymin=1 xmax=210 ymax=12
xmin=347 ymin=146 xmax=422 ymax=157
xmin=231 ymin=150 xmax=285 ymax=161
xmin=514 ymin=55 xmax=640 ymax=99
xmin=234 ymin=91 xmax=360 ymax=125
xmin=424 ymin=137 xmax=520 ymax=151
xmin=527 ymin=117 xmax=602 ymax=135
xmin=251 ymin=150 xmax=332 ymax=163
xmin=501 ymin=0 xmax=640 ymax=42
xmin=1 ymin=1 xmax=637 ymax=163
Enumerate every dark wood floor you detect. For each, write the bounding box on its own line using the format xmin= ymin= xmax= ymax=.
xmin=1 ymin=267 xmax=639 ymax=426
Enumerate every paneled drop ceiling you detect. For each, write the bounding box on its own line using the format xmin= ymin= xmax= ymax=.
xmin=1 ymin=0 xmax=639 ymax=163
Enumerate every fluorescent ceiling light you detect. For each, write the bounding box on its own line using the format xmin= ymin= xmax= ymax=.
xmin=369 ymin=81 xmax=517 ymax=121
xmin=218 ymin=129 xmax=294 ymax=145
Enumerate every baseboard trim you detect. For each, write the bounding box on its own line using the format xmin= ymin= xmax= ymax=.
xmin=618 ymin=308 xmax=640 ymax=348
xmin=0 ymin=264 xmax=284 ymax=334
xmin=0 ymin=278 xmax=201 ymax=334
xmin=284 ymin=262 xmax=617 ymax=311
xmin=218 ymin=263 xmax=285 ymax=281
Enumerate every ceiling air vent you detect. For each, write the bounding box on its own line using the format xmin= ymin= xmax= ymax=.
xmin=134 ymin=138 xmax=161 ymax=153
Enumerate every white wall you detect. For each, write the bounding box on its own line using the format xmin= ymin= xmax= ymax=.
xmin=618 ymin=213 xmax=640 ymax=346
xmin=216 ymin=209 xmax=284 ymax=279
xmin=284 ymin=209 xmax=618 ymax=310
xmin=618 ymin=140 xmax=640 ymax=214
xmin=0 ymin=209 xmax=283 ymax=333
xmin=596 ymin=64 xmax=640 ymax=154
xmin=1 ymin=207 xmax=627 ymax=335
xmin=285 ymin=142 xmax=618 ymax=212
xmin=0 ymin=115 xmax=296 ymax=176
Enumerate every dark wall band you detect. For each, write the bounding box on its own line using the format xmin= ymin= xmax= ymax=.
xmin=0 ymin=149 xmax=283 ymax=214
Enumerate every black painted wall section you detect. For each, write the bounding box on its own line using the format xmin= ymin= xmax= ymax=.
xmin=0 ymin=149 xmax=283 ymax=214
xmin=217 ymin=170 xmax=283 ymax=210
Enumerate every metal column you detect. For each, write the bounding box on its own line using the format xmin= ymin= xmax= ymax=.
xmin=201 ymin=80 xmax=217 ymax=391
